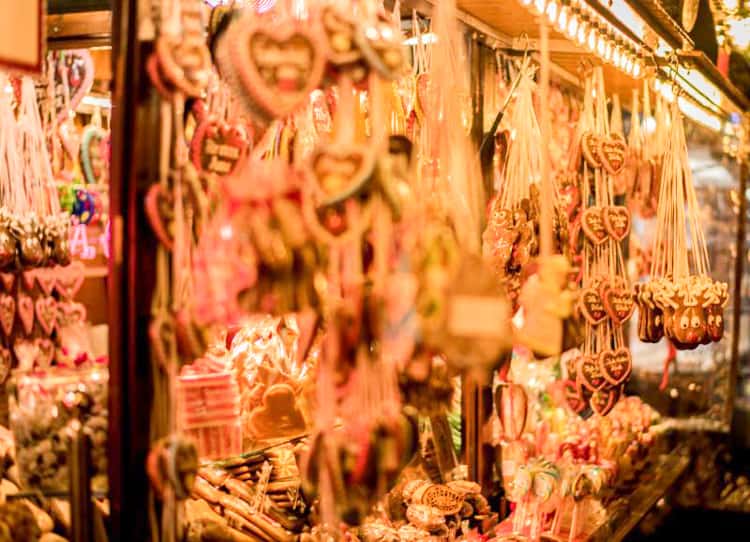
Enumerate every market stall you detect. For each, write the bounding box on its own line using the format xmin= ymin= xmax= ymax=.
xmin=0 ymin=0 xmax=746 ymax=541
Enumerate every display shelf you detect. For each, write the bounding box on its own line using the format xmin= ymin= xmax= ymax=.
xmin=493 ymin=449 xmax=690 ymax=542
xmin=588 ymin=450 xmax=690 ymax=542
xmin=624 ymin=0 xmax=695 ymax=49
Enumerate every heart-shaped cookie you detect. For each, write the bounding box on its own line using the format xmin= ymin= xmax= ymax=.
xmin=231 ymin=16 xmax=326 ymax=121
xmin=56 ymin=262 xmax=85 ymax=299
xmin=80 ymin=124 xmax=109 ymax=185
xmin=145 ymin=184 xmax=175 ymax=251
xmin=415 ymin=73 xmax=431 ymax=120
xmin=53 ymin=50 xmax=94 ymax=123
xmin=579 ymin=288 xmax=607 ymax=325
xmin=35 ymin=268 xmax=57 ymax=296
xmin=577 ymin=355 xmax=606 ymax=391
xmin=58 ymin=301 xmax=87 ymax=327
xmin=603 ymin=287 xmax=635 ymax=325
xmin=190 ymin=118 xmax=249 ymax=178
xmin=581 ymin=207 xmax=608 ymax=245
xmin=564 ymin=379 xmax=586 ymax=413
xmin=35 ymin=296 xmax=58 ymax=336
xmin=589 ymin=386 xmax=621 ymax=416
xmin=13 ymin=339 xmax=38 ymax=371
xmin=581 ymin=132 xmax=602 ymax=168
xmin=0 ymin=345 xmax=10 ymax=384
xmin=17 ymin=293 xmax=34 ymax=335
xmin=0 ymin=294 xmax=15 ymax=336
xmin=598 ymin=348 xmax=632 ymax=386
xmin=21 ymin=271 xmax=36 ymax=292
xmin=35 ymin=338 xmax=55 ymax=368
xmin=0 ymin=273 xmax=14 ymax=292
xmin=155 ymin=34 xmax=212 ymax=98
xmin=598 ymin=134 xmax=627 ymax=175
xmin=558 ymin=181 xmax=581 ymax=219
xmin=308 ymin=144 xmax=375 ymax=206
xmin=602 ymin=206 xmax=630 ymax=241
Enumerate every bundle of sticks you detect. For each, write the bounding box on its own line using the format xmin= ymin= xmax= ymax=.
xmin=186 ymin=444 xmax=307 ymax=542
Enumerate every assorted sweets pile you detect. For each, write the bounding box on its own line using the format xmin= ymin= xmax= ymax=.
xmin=492 ymin=379 xmax=661 ymax=541
xmin=353 ymin=480 xmax=493 ymax=541
xmin=178 ymin=317 xmax=315 ymax=459
xmin=187 ymin=443 xmax=307 ymax=542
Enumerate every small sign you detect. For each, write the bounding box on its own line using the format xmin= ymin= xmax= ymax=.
xmin=0 ymin=1 xmax=43 ymax=74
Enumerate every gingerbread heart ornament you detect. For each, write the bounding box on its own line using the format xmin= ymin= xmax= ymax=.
xmin=598 ymin=134 xmax=626 ymax=175
xmin=80 ymin=124 xmax=109 ymax=185
xmin=35 ymin=268 xmax=57 ymax=296
xmin=56 ymin=262 xmax=86 ymax=299
xmin=581 ymin=207 xmax=608 ymax=245
xmin=0 ymin=345 xmax=10 ymax=384
xmin=35 ymin=338 xmax=55 ymax=368
xmin=190 ymin=118 xmax=249 ymax=178
xmin=36 ymin=297 xmax=58 ymax=336
xmin=13 ymin=340 xmax=38 ymax=371
xmin=155 ymin=33 xmax=212 ymax=98
xmin=17 ymin=293 xmax=34 ymax=335
xmin=145 ymin=184 xmax=175 ymax=251
xmin=53 ymin=50 xmax=95 ymax=124
xmin=589 ymin=387 xmax=620 ymax=416
xmin=578 ymin=355 xmax=606 ymax=391
xmin=0 ymin=294 xmax=14 ymax=336
xmin=579 ymin=288 xmax=607 ymax=325
xmin=581 ymin=132 xmax=602 ymax=168
xmin=563 ymin=380 xmax=586 ymax=413
xmin=0 ymin=273 xmax=14 ymax=292
xmin=231 ymin=16 xmax=326 ymax=121
xmin=602 ymin=206 xmax=630 ymax=241
xmin=599 ymin=348 xmax=632 ymax=386
xmin=308 ymin=145 xmax=375 ymax=206
xmin=603 ymin=287 xmax=635 ymax=325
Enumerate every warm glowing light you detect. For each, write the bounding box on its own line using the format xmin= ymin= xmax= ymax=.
xmin=546 ymin=0 xmax=558 ymax=23
xmin=612 ymin=47 xmax=621 ymax=66
xmin=597 ymin=35 xmax=606 ymax=56
xmin=534 ymin=0 xmax=546 ymax=14
xmin=587 ymin=28 xmax=597 ymax=50
xmin=557 ymin=6 xmax=568 ymax=30
xmin=625 ymin=56 xmax=633 ymax=75
xmin=633 ymin=59 xmax=641 ymax=78
xmin=577 ymin=22 xmax=587 ymax=45
xmin=566 ymin=14 xmax=579 ymax=38
xmin=604 ymin=41 xmax=613 ymax=62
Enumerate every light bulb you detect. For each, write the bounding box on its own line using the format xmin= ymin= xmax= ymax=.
xmin=654 ymin=78 xmax=662 ymax=91
xmin=587 ymin=27 xmax=597 ymax=51
xmin=597 ymin=35 xmax=606 ymax=56
xmin=522 ymin=0 xmax=533 ymax=6
xmin=546 ymin=0 xmax=558 ymax=23
xmin=604 ymin=41 xmax=613 ymax=62
xmin=625 ymin=56 xmax=634 ymax=75
xmin=633 ymin=59 xmax=642 ymax=78
xmin=534 ymin=0 xmax=546 ymax=14
xmin=612 ymin=47 xmax=621 ymax=66
xmin=577 ymin=22 xmax=587 ymax=45
xmin=557 ymin=7 xmax=568 ymax=31
xmin=567 ymin=13 xmax=579 ymax=38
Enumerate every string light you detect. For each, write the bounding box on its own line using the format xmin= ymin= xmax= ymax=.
xmin=566 ymin=12 xmax=579 ymax=38
xmin=516 ymin=0 xmax=646 ymax=81
xmin=576 ymin=20 xmax=588 ymax=46
xmin=597 ymin=33 xmax=606 ymax=57
xmin=557 ymin=6 xmax=568 ymax=31
xmin=546 ymin=0 xmax=558 ymax=23
xmin=587 ymin=26 xmax=597 ymax=51
xmin=633 ymin=58 xmax=642 ymax=78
